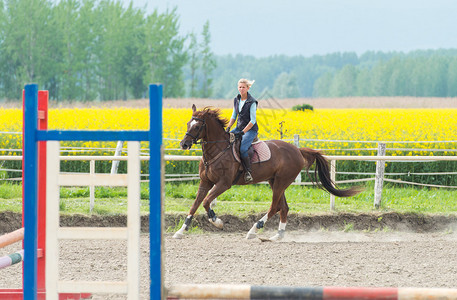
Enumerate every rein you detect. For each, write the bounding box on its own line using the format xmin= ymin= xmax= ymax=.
xmin=201 ymin=134 xmax=235 ymax=167
xmin=186 ymin=116 xmax=237 ymax=170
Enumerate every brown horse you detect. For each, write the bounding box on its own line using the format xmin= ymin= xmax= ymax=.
xmin=173 ymin=105 xmax=361 ymax=240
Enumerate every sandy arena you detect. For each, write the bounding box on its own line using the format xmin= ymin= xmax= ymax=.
xmin=2 ymin=228 xmax=457 ymax=299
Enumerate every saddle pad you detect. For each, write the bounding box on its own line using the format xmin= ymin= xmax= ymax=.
xmin=233 ymin=141 xmax=271 ymax=164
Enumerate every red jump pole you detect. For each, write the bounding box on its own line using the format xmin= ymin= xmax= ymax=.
xmin=36 ymin=90 xmax=48 ymax=294
xmin=0 ymin=90 xmax=48 ymax=298
xmin=0 ymin=91 xmax=89 ymax=299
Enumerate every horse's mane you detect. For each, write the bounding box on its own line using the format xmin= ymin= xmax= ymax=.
xmin=194 ymin=106 xmax=229 ymax=128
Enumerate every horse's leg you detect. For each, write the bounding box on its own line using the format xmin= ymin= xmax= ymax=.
xmin=267 ymin=173 xmax=296 ymax=241
xmin=247 ymin=177 xmax=291 ymax=240
xmin=202 ymin=183 xmax=231 ymax=229
xmin=246 ymin=212 xmax=269 ymax=239
xmin=269 ymin=193 xmax=289 ymax=241
xmin=246 ymin=179 xmax=279 ymax=239
xmin=173 ymin=181 xmax=214 ymax=239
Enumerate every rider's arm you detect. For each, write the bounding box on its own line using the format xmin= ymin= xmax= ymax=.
xmin=226 ymin=108 xmax=237 ymax=130
xmin=226 ymin=118 xmax=236 ymax=129
xmin=249 ymin=102 xmax=257 ymax=125
xmin=243 ymin=122 xmax=254 ymax=133
xmin=231 ymin=107 xmax=237 ymax=120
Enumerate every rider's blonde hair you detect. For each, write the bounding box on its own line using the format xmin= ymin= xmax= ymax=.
xmin=238 ymin=78 xmax=255 ymax=88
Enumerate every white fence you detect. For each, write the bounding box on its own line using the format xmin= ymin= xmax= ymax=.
xmin=2 ymin=133 xmax=457 ymax=210
xmin=2 ymin=152 xmax=457 ymax=210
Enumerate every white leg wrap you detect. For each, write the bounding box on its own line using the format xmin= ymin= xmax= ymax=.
xmin=270 ymin=222 xmax=287 ymax=241
xmin=259 ymin=214 xmax=268 ymax=223
xmin=246 ymin=223 xmax=258 ymax=239
xmin=246 ymin=214 xmax=268 ymax=239
xmin=173 ymin=223 xmax=187 ymax=239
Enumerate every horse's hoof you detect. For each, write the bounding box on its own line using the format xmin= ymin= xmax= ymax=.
xmin=209 ymin=217 xmax=223 ymax=229
xmin=173 ymin=232 xmax=184 ymax=239
xmin=269 ymin=230 xmax=285 ymax=241
xmin=269 ymin=234 xmax=281 ymax=241
xmin=246 ymin=232 xmax=257 ymax=240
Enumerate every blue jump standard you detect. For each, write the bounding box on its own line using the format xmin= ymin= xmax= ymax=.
xmin=36 ymin=130 xmax=150 ymax=141
xmin=23 ymin=83 xmax=163 ymax=300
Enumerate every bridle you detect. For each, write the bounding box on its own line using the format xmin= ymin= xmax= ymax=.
xmin=185 ymin=116 xmax=206 ymax=145
xmin=185 ymin=116 xmax=234 ymax=145
xmin=184 ymin=115 xmax=238 ymax=171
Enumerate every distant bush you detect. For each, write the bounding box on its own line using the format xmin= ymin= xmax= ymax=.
xmin=292 ymin=104 xmax=314 ymax=111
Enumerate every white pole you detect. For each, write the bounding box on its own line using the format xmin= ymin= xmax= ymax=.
xmin=90 ymin=160 xmax=95 ymax=213
xmin=111 ymin=141 xmax=124 ymax=174
xmin=46 ymin=141 xmax=60 ymax=300
xmin=127 ymin=142 xmax=141 ymax=299
xmin=374 ymin=143 xmax=386 ymax=209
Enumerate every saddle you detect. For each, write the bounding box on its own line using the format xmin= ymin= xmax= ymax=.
xmin=233 ymin=137 xmax=271 ymax=164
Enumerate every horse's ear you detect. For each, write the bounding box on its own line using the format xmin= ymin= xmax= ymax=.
xmin=192 ymin=104 xmax=196 ymax=113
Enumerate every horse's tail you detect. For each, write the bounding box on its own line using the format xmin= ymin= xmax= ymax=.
xmin=300 ymin=147 xmax=362 ymax=197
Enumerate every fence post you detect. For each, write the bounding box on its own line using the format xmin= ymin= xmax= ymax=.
xmin=374 ymin=143 xmax=386 ymax=209
xmin=294 ymin=134 xmax=301 ymax=183
xmin=330 ymin=160 xmax=336 ymax=210
xmin=111 ymin=141 xmax=124 ymax=174
xmin=90 ymin=160 xmax=95 ymax=212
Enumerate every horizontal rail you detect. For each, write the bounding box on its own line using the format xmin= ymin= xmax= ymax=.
xmin=4 ymin=146 xmax=457 ymax=153
xmin=167 ymin=283 xmax=457 ymax=300
xmin=164 ymin=155 xmax=457 ymax=162
xmin=57 ymin=227 xmax=128 ymax=240
xmin=0 ymin=228 xmax=24 ymax=248
xmin=58 ymin=173 xmax=128 ymax=186
xmin=2 ymin=154 xmax=457 ymax=162
xmin=0 ymin=249 xmax=24 ymax=270
xmin=36 ymin=130 xmax=149 ymax=141
xmin=58 ymin=280 xmax=128 ymax=294
xmin=165 ymin=155 xmax=457 ymax=162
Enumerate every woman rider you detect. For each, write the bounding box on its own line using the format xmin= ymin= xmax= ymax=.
xmin=225 ymin=78 xmax=258 ymax=183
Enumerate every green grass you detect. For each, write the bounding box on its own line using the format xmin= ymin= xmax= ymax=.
xmin=1 ymin=181 xmax=457 ymax=216
xmin=343 ymin=221 xmax=355 ymax=232
xmin=165 ymin=182 xmax=457 ymax=216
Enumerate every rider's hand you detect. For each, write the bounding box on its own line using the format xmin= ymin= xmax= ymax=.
xmin=225 ymin=127 xmax=231 ymax=133
xmin=235 ymin=131 xmax=244 ymax=138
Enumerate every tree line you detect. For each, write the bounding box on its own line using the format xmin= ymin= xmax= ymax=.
xmin=2 ymin=0 xmax=457 ymax=101
xmin=0 ymin=0 xmax=214 ymax=101
xmin=313 ymin=51 xmax=457 ymax=98
xmin=211 ymin=49 xmax=457 ymax=99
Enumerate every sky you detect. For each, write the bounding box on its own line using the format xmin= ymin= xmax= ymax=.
xmin=127 ymin=0 xmax=457 ymax=57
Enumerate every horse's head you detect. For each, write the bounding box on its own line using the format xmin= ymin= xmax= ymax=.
xmin=180 ymin=104 xmax=206 ymax=150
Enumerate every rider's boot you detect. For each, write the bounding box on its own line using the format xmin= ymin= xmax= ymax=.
xmin=241 ymin=155 xmax=253 ymax=183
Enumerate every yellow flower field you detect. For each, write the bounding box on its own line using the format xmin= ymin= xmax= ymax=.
xmin=0 ymin=107 xmax=456 ymax=156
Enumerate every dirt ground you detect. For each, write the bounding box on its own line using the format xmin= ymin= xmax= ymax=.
xmin=4 ymin=96 xmax=457 ymax=109
xmin=2 ymin=212 xmax=457 ymax=299
xmin=161 ymin=96 xmax=457 ymax=109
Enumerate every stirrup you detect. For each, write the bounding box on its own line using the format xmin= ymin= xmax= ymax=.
xmin=245 ymin=172 xmax=253 ymax=183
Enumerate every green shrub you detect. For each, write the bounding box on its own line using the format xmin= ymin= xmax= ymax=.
xmin=292 ymin=104 xmax=314 ymax=111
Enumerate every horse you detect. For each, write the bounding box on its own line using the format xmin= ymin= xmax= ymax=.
xmin=173 ymin=105 xmax=361 ymax=240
